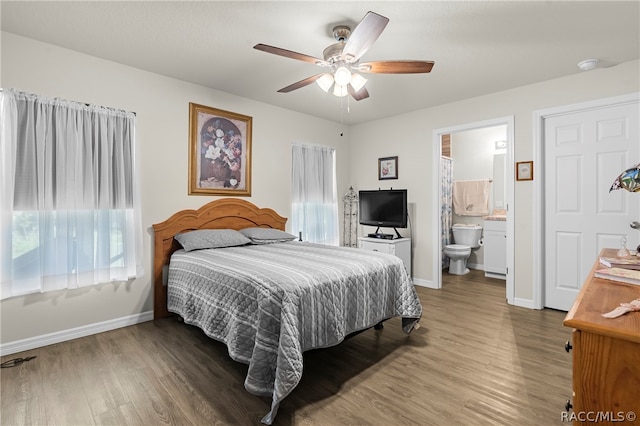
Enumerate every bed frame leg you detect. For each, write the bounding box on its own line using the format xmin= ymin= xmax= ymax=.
xmin=374 ymin=322 xmax=384 ymax=330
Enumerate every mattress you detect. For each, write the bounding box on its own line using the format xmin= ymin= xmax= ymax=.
xmin=167 ymin=241 xmax=422 ymax=424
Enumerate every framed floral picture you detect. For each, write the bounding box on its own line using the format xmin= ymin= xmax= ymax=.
xmin=378 ymin=156 xmax=398 ymax=180
xmin=189 ymin=103 xmax=252 ymax=196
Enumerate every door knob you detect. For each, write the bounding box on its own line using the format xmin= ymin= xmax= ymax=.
xmin=630 ymin=221 xmax=640 ymax=229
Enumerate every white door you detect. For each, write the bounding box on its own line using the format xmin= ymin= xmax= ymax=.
xmin=545 ymin=101 xmax=640 ymax=311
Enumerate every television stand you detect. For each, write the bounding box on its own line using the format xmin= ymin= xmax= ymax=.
xmin=358 ymin=236 xmax=412 ymax=277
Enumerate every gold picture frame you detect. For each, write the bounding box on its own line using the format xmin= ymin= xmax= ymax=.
xmin=189 ymin=103 xmax=252 ymax=196
xmin=516 ymin=161 xmax=533 ymax=181
xmin=378 ymin=156 xmax=398 ymax=180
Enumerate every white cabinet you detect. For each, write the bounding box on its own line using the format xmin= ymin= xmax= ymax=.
xmin=358 ymin=237 xmax=411 ymax=277
xmin=483 ymin=220 xmax=506 ymax=279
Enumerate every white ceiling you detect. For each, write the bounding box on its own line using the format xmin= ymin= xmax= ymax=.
xmin=1 ymin=1 xmax=639 ymax=125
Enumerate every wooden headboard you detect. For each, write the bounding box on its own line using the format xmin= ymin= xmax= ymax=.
xmin=151 ymin=198 xmax=287 ymax=319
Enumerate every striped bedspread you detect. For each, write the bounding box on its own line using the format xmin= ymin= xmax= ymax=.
xmin=167 ymin=241 xmax=423 ymax=424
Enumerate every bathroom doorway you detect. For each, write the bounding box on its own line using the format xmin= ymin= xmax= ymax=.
xmin=431 ymin=116 xmax=515 ymax=304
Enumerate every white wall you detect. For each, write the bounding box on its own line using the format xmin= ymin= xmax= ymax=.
xmin=2 ymin=30 xmax=639 ymax=349
xmin=0 ymin=33 xmax=351 ymax=347
xmin=349 ymin=59 xmax=640 ymax=300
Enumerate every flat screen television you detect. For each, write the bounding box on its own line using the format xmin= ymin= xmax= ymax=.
xmin=358 ymin=189 xmax=408 ymax=231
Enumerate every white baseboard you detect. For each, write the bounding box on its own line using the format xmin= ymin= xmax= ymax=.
xmin=484 ymin=271 xmax=507 ymax=280
xmin=0 ymin=310 xmax=153 ymax=356
xmin=512 ymin=297 xmax=536 ymax=309
xmin=412 ymin=277 xmax=437 ymax=289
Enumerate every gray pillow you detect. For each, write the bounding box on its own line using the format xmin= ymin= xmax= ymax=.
xmin=239 ymin=227 xmax=297 ymax=244
xmin=174 ymin=229 xmax=251 ymax=251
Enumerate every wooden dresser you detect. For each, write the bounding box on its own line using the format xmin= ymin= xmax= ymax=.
xmin=563 ymin=249 xmax=640 ymax=424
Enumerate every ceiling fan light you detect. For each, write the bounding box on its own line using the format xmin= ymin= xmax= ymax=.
xmin=334 ymin=66 xmax=352 ymax=86
xmin=349 ymin=73 xmax=367 ymax=92
xmin=333 ymin=84 xmax=348 ymax=97
xmin=316 ymin=73 xmax=334 ymax=92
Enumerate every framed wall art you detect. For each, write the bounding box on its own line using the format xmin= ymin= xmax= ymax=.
xmin=189 ymin=102 xmax=252 ymax=196
xmin=516 ymin=161 xmax=533 ymax=181
xmin=378 ymin=156 xmax=398 ymax=180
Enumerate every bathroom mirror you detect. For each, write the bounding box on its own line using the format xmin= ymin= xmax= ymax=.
xmin=493 ymin=153 xmax=506 ymax=209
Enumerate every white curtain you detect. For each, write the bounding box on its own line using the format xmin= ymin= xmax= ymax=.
xmin=0 ymin=89 xmax=144 ymax=299
xmin=291 ymin=143 xmax=339 ymax=245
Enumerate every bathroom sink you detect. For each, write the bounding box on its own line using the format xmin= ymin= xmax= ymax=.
xmin=483 ymin=209 xmax=506 ymax=221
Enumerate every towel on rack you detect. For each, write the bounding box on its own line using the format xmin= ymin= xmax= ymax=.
xmin=452 ymin=179 xmax=491 ymax=216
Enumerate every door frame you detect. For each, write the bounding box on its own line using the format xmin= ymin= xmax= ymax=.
xmin=432 ymin=116 xmax=515 ymax=305
xmin=533 ymin=92 xmax=640 ymax=309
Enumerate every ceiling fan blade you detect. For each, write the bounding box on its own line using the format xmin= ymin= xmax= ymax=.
xmin=358 ymin=60 xmax=435 ymax=74
xmin=277 ymin=74 xmax=324 ymax=93
xmin=342 ymin=11 xmax=389 ymax=63
xmin=348 ymin=85 xmax=370 ymax=101
xmin=254 ymin=43 xmax=329 ymax=66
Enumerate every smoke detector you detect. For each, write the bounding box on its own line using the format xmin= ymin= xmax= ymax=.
xmin=577 ymin=59 xmax=598 ymax=71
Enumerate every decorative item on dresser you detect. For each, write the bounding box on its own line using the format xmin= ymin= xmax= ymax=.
xmin=151 ymin=198 xmax=422 ymax=424
xmin=609 ymin=163 xmax=640 ymax=254
xmin=609 ymin=163 xmax=640 ymax=193
xmin=594 ymin=267 xmax=640 ymax=286
xmin=563 ymin=248 xmax=640 ymax=423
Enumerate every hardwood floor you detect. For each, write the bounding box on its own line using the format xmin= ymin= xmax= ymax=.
xmin=1 ymin=269 xmax=573 ymax=425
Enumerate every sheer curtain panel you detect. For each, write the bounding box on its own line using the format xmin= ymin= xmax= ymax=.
xmin=0 ymin=89 xmax=144 ymax=299
xmin=291 ymin=143 xmax=339 ymax=245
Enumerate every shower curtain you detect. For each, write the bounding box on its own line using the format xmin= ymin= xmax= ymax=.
xmin=441 ymin=157 xmax=453 ymax=269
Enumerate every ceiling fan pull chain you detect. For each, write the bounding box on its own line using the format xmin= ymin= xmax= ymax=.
xmin=340 ymin=96 xmax=344 ymax=136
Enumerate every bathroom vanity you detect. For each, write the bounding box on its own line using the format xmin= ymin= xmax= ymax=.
xmin=482 ymin=218 xmax=506 ymax=279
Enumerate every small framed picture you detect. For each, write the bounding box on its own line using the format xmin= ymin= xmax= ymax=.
xmin=516 ymin=161 xmax=533 ymax=181
xmin=378 ymin=156 xmax=398 ymax=180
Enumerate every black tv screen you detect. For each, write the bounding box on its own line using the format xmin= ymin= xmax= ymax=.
xmin=358 ymin=189 xmax=408 ymax=228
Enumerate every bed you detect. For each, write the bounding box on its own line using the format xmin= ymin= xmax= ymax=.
xmin=152 ymin=198 xmax=423 ymax=424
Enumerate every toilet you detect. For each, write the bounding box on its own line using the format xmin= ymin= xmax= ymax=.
xmin=444 ymin=224 xmax=483 ymax=275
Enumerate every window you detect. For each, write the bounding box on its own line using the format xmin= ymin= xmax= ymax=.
xmin=0 ymin=89 xmax=143 ymax=299
xmin=291 ymin=143 xmax=339 ymax=245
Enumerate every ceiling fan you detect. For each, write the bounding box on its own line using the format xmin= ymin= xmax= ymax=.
xmin=254 ymin=11 xmax=434 ymax=101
